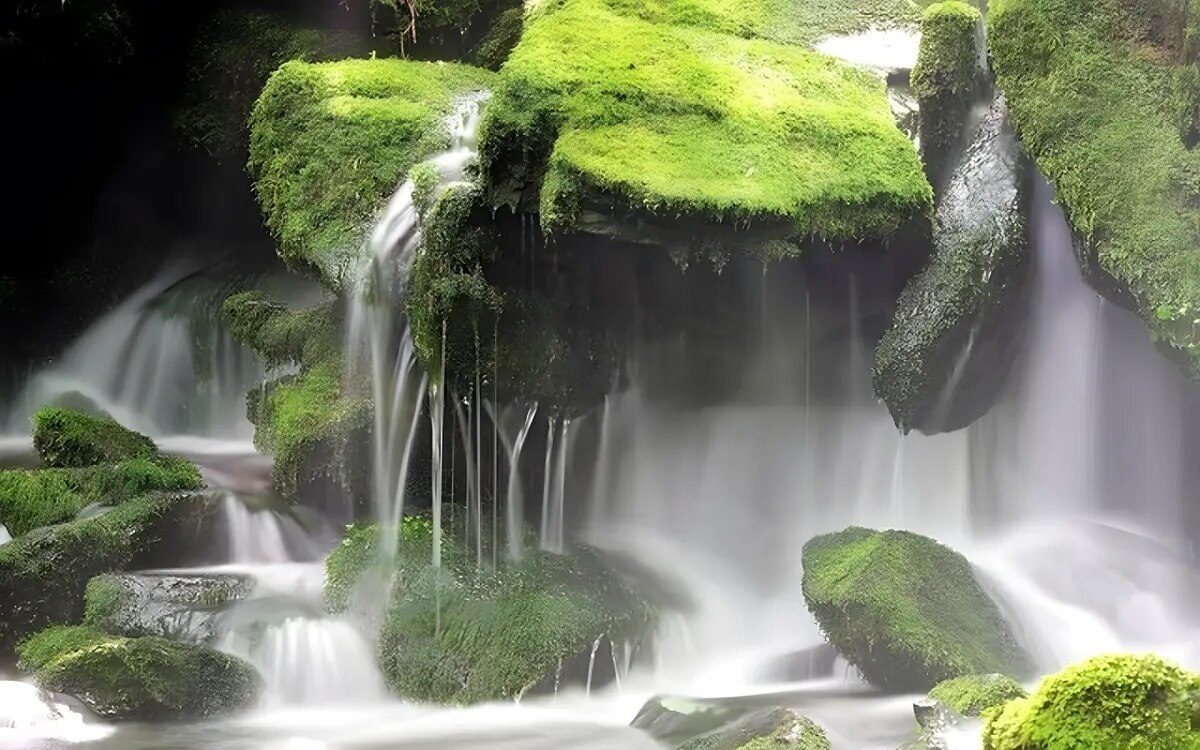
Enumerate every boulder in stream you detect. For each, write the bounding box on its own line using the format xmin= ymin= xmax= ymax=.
xmin=31 ymin=407 xmax=158 ymax=468
xmin=927 ymin=673 xmax=1026 ymax=717
xmin=677 ymin=706 xmax=830 ymax=750
xmin=83 ymin=572 xmax=254 ymax=644
xmin=801 ymin=527 xmax=1030 ymax=691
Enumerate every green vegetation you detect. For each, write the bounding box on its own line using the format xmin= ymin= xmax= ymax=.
xmin=983 ymin=654 xmax=1200 ymax=749
xmin=989 ymin=0 xmax=1200 ymax=367
xmin=929 ymin=673 xmax=1027 ymax=716
xmin=679 ymin=707 xmax=831 ymax=750
xmin=0 ymin=456 xmax=202 ymax=537
xmin=470 ymin=7 xmax=525 ymax=69
xmin=32 ymin=407 xmax=156 ymax=468
xmin=175 ymin=9 xmax=366 ymax=158
xmin=82 ymin=575 xmax=129 ymax=630
xmin=480 ymin=0 xmax=932 ymax=237
xmin=248 ymin=59 xmax=495 ymax=286
xmin=911 ymin=2 xmax=981 ymax=171
xmin=18 ymin=625 xmax=258 ymax=720
xmin=801 ymin=527 xmax=1029 ymax=691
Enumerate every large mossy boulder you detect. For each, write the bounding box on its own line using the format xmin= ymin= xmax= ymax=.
xmin=32 ymin=407 xmax=156 ymax=468
xmin=873 ymin=94 xmax=1030 ymax=434
xmin=83 ymin=572 xmax=254 ymax=644
xmin=983 ymin=654 xmax=1200 ymax=749
xmin=480 ymin=0 xmax=932 ymax=240
xmin=989 ymin=0 xmax=1200 ymax=372
xmin=911 ymin=2 xmax=982 ymax=183
xmin=678 ymin=707 xmax=831 ymax=750
xmin=801 ymin=527 xmax=1029 ymax=691
xmin=928 ymin=673 xmax=1026 ymax=717
xmin=18 ymin=626 xmax=259 ymax=721
xmin=248 ymin=59 xmax=496 ymax=286
xmin=325 ymin=518 xmax=653 ymax=703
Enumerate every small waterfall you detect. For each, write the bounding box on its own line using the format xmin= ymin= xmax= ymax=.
xmin=498 ymin=402 xmax=537 ymax=560
xmin=584 ymin=636 xmax=603 ymax=697
xmin=540 ymin=418 xmax=558 ymax=551
xmin=219 ymin=493 xmax=321 ymax=564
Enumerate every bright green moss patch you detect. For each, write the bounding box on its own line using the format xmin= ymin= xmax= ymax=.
xmin=929 ymin=673 xmax=1026 ymax=716
xmin=481 ymin=0 xmax=931 ymax=238
xmin=20 ymin=626 xmax=259 ymax=721
xmin=801 ymin=527 xmax=1030 ymax=691
xmin=0 ymin=456 xmax=202 ymax=536
xmin=983 ymin=654 xmax=1200 ymax=749
xmin=33 ymin=407 xmax=156 ymax=468
xmin=989 ymin=0 xmax=1200 ymax=366
xmin=248 ymin=59 xmax=495 ymax=286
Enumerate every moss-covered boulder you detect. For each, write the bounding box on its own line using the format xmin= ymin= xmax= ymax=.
xmin=801 ymin=527 xmax=1029 ymax=691
xmin=248 ymin=59 xmax=496 ymax=286
xmin=84 ymin=572 xmax=254 ymax=644
xmin=32 ymin=407 xmax=156 ymax=468
xmin=983 ymin=654 xmax=1200 ymax=749
xmin=470 ymin=6 xmax=525 ymax=70
xmin=679 ymin=707 xmax=831 ymax=750
xmin=989 ymin=0 xmax=1200 ymax=371
xmin=18 ymin=625 xmax=259 ymax=721
xmin=326 ymin=518 xmax=653 ymax=703
xmin=928 ymin=673 xmax=1026 ymax=716
xmin=873 ymin=94 xmax=1030 ymax=434
xmin=911 ymin=2 xmax=982 ymax=183
xmin=480 ymin=0 xmax=932 ymax=239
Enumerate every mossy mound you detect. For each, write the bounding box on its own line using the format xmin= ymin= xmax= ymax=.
xmin=928 ymin=673 xmax=1026 ymax=717
xmin=32 ymin=407 xmax=156 ymax=468
xmin=801 ymin=527 xmax=1029 ymax=691
xmin=326 ymin=518 xmax=653 ymax=703
xmin=679 ymin=707 xmax=831 ymax=750
xmin=175 ymin=9 xmax=367 ymax=159
xmin=911 ymin=2 xmax=981 ymax=178
xmin=983 ymin=654 xmax=1200 ymax=749
xmin=248 ymin=58 xmax=496 ymax=286
xmin=18 ymin=625 xmax=259 ymax=721
xmin=989 ymin=0 xmax=1200 ymax=369
xmin=0 ymin=456 xmax=202 ymax=537
xmin=480 ymin=0 xmax=931 ymax=238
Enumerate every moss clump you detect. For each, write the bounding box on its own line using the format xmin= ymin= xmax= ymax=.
xmin=470 ymin=7 xmax=525 ymax=69
xmin=680 ymin=707 xmax=831 ymax=750
xmin=928 ymin=673 xmax=1027 ymax=717
xmin=910 ymin=2 xmax=981 ymax=176
xmin=983 ymin=654 xmax=1200 ymax=749
xmin=32 ymin=407 xmax=156 ymax=468
xmin=989 ymin=0 xmax=1200 ymax=368
xmin=0 ymin=456 xmax=203 ymax=537
xmin=82 ymin=575 xmax=129 ymax=630
xmin=248 ymin=59 xmax=496 ymax=286
xmin=18 ymin=625 xmax=259 ymax=721
xmin=481 ymin=0 xmax=932 ymax=238
xmin=175 ymin=9 xmax=366 ymax=159
xmin=801 ymin=527 xmax=1030 ymax=691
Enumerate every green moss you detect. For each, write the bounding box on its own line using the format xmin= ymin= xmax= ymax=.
xmin=481 ymin=0 xmax=932 ymax=238
xmin=801 ymin=527 xmax=1029 ymax=691
xmin=929 ymin=673 xmax=1027 ymax=716
xmin=680 ymin=707 xmax=831 ymax=750
xmin=989 ymin=0 xmax=1200 ymax=367
xmin=82 ymin=575 xmax=132 ymax=631
xmin=911 ymin=2 xmax=981 ymax=168
xmin=0 ymin=456 xmax=203 ymax=537
xmin=470 ymin=7 xmax=525 ymax=69
xmin=20 ymin=626 xmax=259 ymax=721
xmin=175 ymin=9 xmax=367 ymax=158
xmin=248 ymin=58 xmax=495 ymax=286
xmin=32 ymin=407 xmax=157 ymax=468
xmin=983 ymin=654 xmax=1200 ymax=749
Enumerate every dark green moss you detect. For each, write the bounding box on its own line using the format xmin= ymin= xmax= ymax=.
xmin=0 ymin=456 xmax=203 ymax=537
xmin=248 ymin=58 xmax=495 ymax=286
xmin=989 ymin=0 xmax=1200 ymax=368
xmin=801 ymin=527 xmax=1030 ymax=691
xmin=911 ymin=2 xmax=981 ymax=176
xmin=928 ymin=673 xmax=1027 ymax=717
xmin=983 ymin=654 xmax=1200 ymax=749
xmin=32 ymin=407 xmax=156 ymax=468
xmin=20 ymin=626 xmax=259 ymax=721
xmin=470 ymin=7 xmax=525 ymax=69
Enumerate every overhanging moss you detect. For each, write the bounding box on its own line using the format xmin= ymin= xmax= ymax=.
xmin=989 ymin=0 xmax=1200 ymax=368
xmin=480 ymin=0 xmax=932 ymax=238
xmin=248 ymin=59 xmax=496 ymax=287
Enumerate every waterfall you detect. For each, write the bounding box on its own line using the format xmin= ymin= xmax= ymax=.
xmin=219 ymin=493 xmax=323 ymax=564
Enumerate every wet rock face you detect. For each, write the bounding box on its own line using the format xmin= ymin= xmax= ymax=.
xmin=83 ymin=573 xmax=255 ymax=645
xmin=632 ymin=699 xmax=831 ymax=750
xmin=901 ymin=698 xmax=973 ymax=750
xmin=873 ymin=93 xmax=1032 ymax=434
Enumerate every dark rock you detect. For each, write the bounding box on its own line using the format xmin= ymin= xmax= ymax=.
xmin=83 ymin=572 xmax=255 ymax=644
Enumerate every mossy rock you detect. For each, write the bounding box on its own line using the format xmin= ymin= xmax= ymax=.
xmin=248 ymin=58 xmax=496 ymax=286
xmin=470 ymin=6 xmax=525 ymax=70
xmin=801 ymin=527 xmax=1030 ymax=691
xmin=0 ymin=491 xmax=219 ymax=656
xmin=0 ymin=455 xmax=203 ymax=537
xmin=873 ymin=94 xmax=1030 ymax=434
xmin=32 ymin=407 xmax=156 ymax=468
xmin=18 ymin=625 xmax=259 ymax=721
xmin=679 ymin=707 xmax=831 ymax=750
xmin=983 ymin=654 xmax=1200 ymax=749
xmin=928 ymin=673 xmax=1026 ymax=717
xmin=989 ymin=0 xmax=1200 ymax=371
xmin=480 ymin=0 xmax=932 ymax=238
xmin=84 ymin=572 xmax=254 ymax=644
xmin=326 ymin=518 xmax=654 ymax=703
xmin=911 ymin=2 xmax=982 ymax=180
